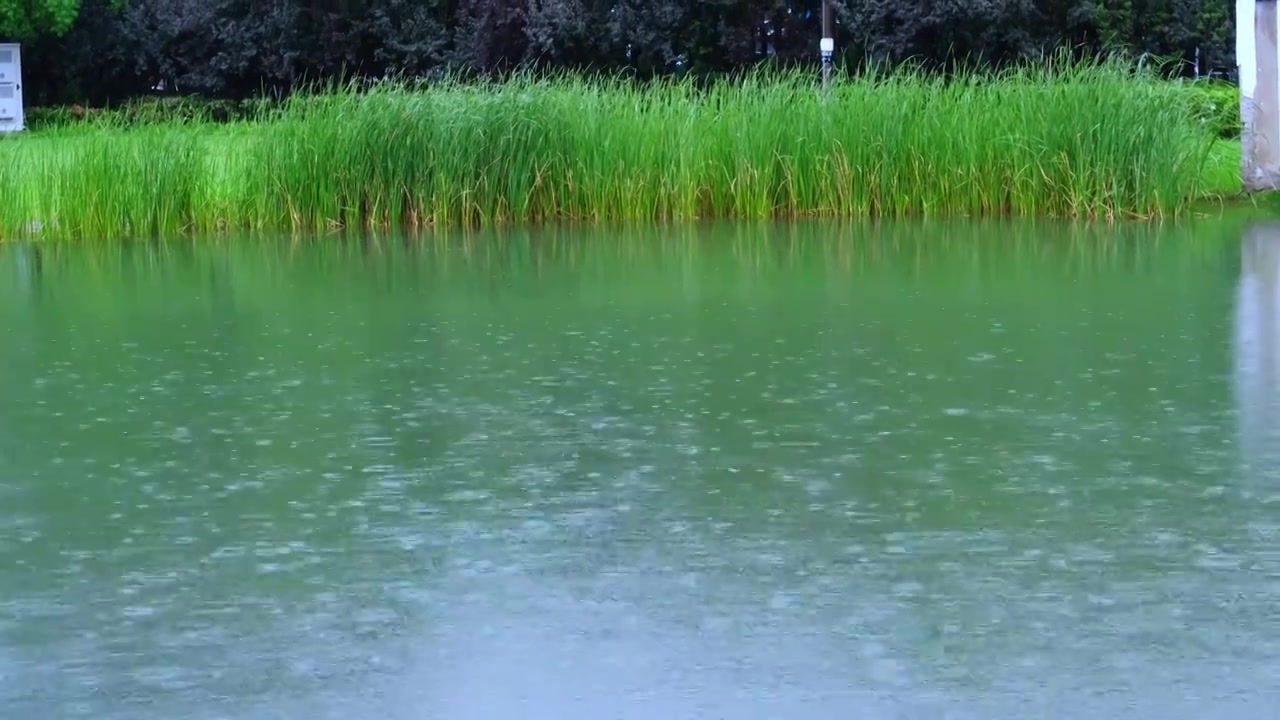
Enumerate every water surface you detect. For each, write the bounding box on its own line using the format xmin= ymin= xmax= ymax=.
xmin=2 ymin=220 xmax=1278 ymax=719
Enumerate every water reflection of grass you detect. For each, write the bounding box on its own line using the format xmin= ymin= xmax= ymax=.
xmin=0 ymin=60 xmax=1220 ymax=241
xmin=3 ymin=219 xmax=1240 ymax=315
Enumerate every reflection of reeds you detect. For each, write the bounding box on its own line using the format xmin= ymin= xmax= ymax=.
xmin=2 ymin=218 xmax=1236 ymax=309
xmin=0 ymin=59 xmax=1216 ymax=241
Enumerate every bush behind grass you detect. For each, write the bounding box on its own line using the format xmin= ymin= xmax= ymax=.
xmin=1185 ymin=79 xmax=1241 ymax=139
xmin=0 ymin=59 xmax=1219 ymax=240
xmin=23 ymin=72 xmax=1244 ymax=140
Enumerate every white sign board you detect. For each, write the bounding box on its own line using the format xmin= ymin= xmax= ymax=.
xmin=0 ymin=43 xmax=24 ymax=133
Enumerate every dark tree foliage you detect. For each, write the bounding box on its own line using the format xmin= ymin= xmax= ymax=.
xmin=11 ymin=0 xmax=1237 ymax=107
xmin=837 ymin=0 xmax=1040 ymax=68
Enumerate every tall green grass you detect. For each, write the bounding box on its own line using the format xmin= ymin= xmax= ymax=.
xmin=0 ymin=59 xmax=1222 ymax=240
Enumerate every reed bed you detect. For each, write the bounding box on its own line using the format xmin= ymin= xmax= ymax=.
xmin=0 ymin=61 xmax=1220 ymax=240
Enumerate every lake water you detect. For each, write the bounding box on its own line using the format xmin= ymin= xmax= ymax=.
xmin=2 ymin=219 xmax=1279 ymax=719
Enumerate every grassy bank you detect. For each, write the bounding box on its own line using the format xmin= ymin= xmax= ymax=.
xmin=0 ymin=62 xmax=1228 ymax=240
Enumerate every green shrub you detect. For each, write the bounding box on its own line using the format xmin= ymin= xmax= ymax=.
xmin=24 ymin=105 xmax=87 ymax=130
xmin=1185 ymin=80 xmax=1241 ymax=138
xmin=23 ymin=96 xmax=277 ymax=131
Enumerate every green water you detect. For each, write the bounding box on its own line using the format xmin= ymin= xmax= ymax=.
xmin=2 ymin=220 xmax=1278 ymax=719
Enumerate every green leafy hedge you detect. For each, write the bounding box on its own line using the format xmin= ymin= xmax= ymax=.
xmin=24 ymin=96 xmax=276 ymax=130
xmin=24 ymin=79 xmax=1247 ymax=141
xmin=1184 ymin=80 xmax=1241 ymax=139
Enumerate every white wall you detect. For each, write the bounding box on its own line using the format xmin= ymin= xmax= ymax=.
xmin=1239 ymin=2 xmax=1280 ymax=190
xmin=1239 ymin=0 xmax=1257 ymax=99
